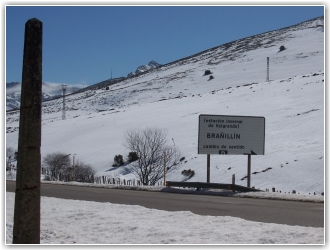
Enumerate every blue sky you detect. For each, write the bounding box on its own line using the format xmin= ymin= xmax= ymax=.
xmin=5 ymin=5 xmax=324 ymax=86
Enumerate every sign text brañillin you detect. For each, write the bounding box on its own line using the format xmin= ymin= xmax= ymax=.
xmin=198 ymin=114 xmax=265 ymax=187
xmin=198 ymin=114 xmax=265 ymax=155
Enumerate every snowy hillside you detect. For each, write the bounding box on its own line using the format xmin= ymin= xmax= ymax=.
xmin=6 ymin=16 xmax=324 ymax=195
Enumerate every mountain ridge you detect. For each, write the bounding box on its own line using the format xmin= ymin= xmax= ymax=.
xmin=6 ymin=82 xmax=81 ymax=110
xmin=6 ymin=15 xmax=323 ymax=110
xmin=127 ymin=60 xmax=162 ymax=78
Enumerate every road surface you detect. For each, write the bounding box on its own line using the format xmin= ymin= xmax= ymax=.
xmin=6 ymin=180 xmax=324 ymax=227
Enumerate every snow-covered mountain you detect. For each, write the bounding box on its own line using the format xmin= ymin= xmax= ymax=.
xmin=5 ymin=82 xmax=81 ymax=110
xmin=127 ymin=60 xmax=162 ymax=77
xmin=6 ymin=16 xmax=324 ymax=194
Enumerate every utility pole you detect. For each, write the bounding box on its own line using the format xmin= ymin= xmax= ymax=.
xmin=13 ymin=18 xmax=42 ymax=244
xmin=266 ymin=57 xmax=270 ymax=82
xmin=61 ymin=84 xmax=67 ymax=120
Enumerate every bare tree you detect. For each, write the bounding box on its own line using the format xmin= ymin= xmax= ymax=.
xmin=123 ymin=127 xmax=180 ymax=185
xmin=75 ymin=161 xmax=96 ymax=176
xmin=64 ymin=160 xmax=96 ymax=182
xmin=6 ymin=147 xmax=16 ymax=171
xmin=42 ymin=152 xmax=71 ymax=173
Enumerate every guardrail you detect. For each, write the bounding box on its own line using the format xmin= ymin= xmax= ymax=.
xmin=166 ymin=181 xmax=263 ymax=192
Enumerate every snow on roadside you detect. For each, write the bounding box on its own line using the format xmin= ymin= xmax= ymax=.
xmin=5 ymin=192 xmax=324 ymax=245
xmin=232 ymin=191 xmax=324 ymax=203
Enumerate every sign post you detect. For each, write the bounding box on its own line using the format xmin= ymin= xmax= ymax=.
xmin=198 ymin=114 xmax=265 ymax=187
xmin=207 ymin=154 xmax=210 ymax=183
xmin=247 ymin=154 xmax=251 ymax=188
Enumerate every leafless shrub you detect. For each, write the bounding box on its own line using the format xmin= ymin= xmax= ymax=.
xmin=70 ymin=160 xmax=96 ymax=182
xmin=6 ymin=147 xmax=17 ymax=171
xmin=123 ymin=127 xmax=180 ymax=186
xmin=42 ymin=152 xmax=71 ymax=173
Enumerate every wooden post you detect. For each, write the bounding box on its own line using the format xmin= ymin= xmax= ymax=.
xmin=72 ymin=155 xmax=75 ymax=181
xmin=247 ymin=154 xmax=251 ymax=188
xmin=13 ymin=18 xmax=42 ymax=244
xmin=163 ymin=151 xmax=166 ymax=186
xmin=207 ymin=154 xmax=210 ymax=183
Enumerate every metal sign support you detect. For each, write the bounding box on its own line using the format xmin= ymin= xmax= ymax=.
xmin=207 ymin=154 xmax=210 ymax=183
xmin=247 ymin=154 xmax=251 ymax=188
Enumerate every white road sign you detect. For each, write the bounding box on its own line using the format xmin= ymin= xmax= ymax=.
xmin=198 ymin=114 xmax=265 ymax=155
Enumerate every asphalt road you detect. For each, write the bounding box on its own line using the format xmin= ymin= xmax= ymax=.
xmin=6 ymin=180 xmax=324 ymax=228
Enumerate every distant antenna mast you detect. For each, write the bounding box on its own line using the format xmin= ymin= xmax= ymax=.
xmin=111 ymin=69 xmax=112 ymax=80
xmin=266 ymin=57 xmax=270 ymax=82
xmin=61 ymin=84 xmax=68 ymax=120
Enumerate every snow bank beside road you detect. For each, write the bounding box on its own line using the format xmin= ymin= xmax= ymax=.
xmin=5 ymin=192 xmax=324 ymax=245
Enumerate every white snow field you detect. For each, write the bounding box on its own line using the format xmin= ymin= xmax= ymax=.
xmin=5 ymin=17 xmax=325 ymax=245
xmin=5 ymin=190 xmax=324 ymax=245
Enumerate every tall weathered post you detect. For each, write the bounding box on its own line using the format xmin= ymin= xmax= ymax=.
xmin=13 ymin=18 xmax=42 ymax=244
